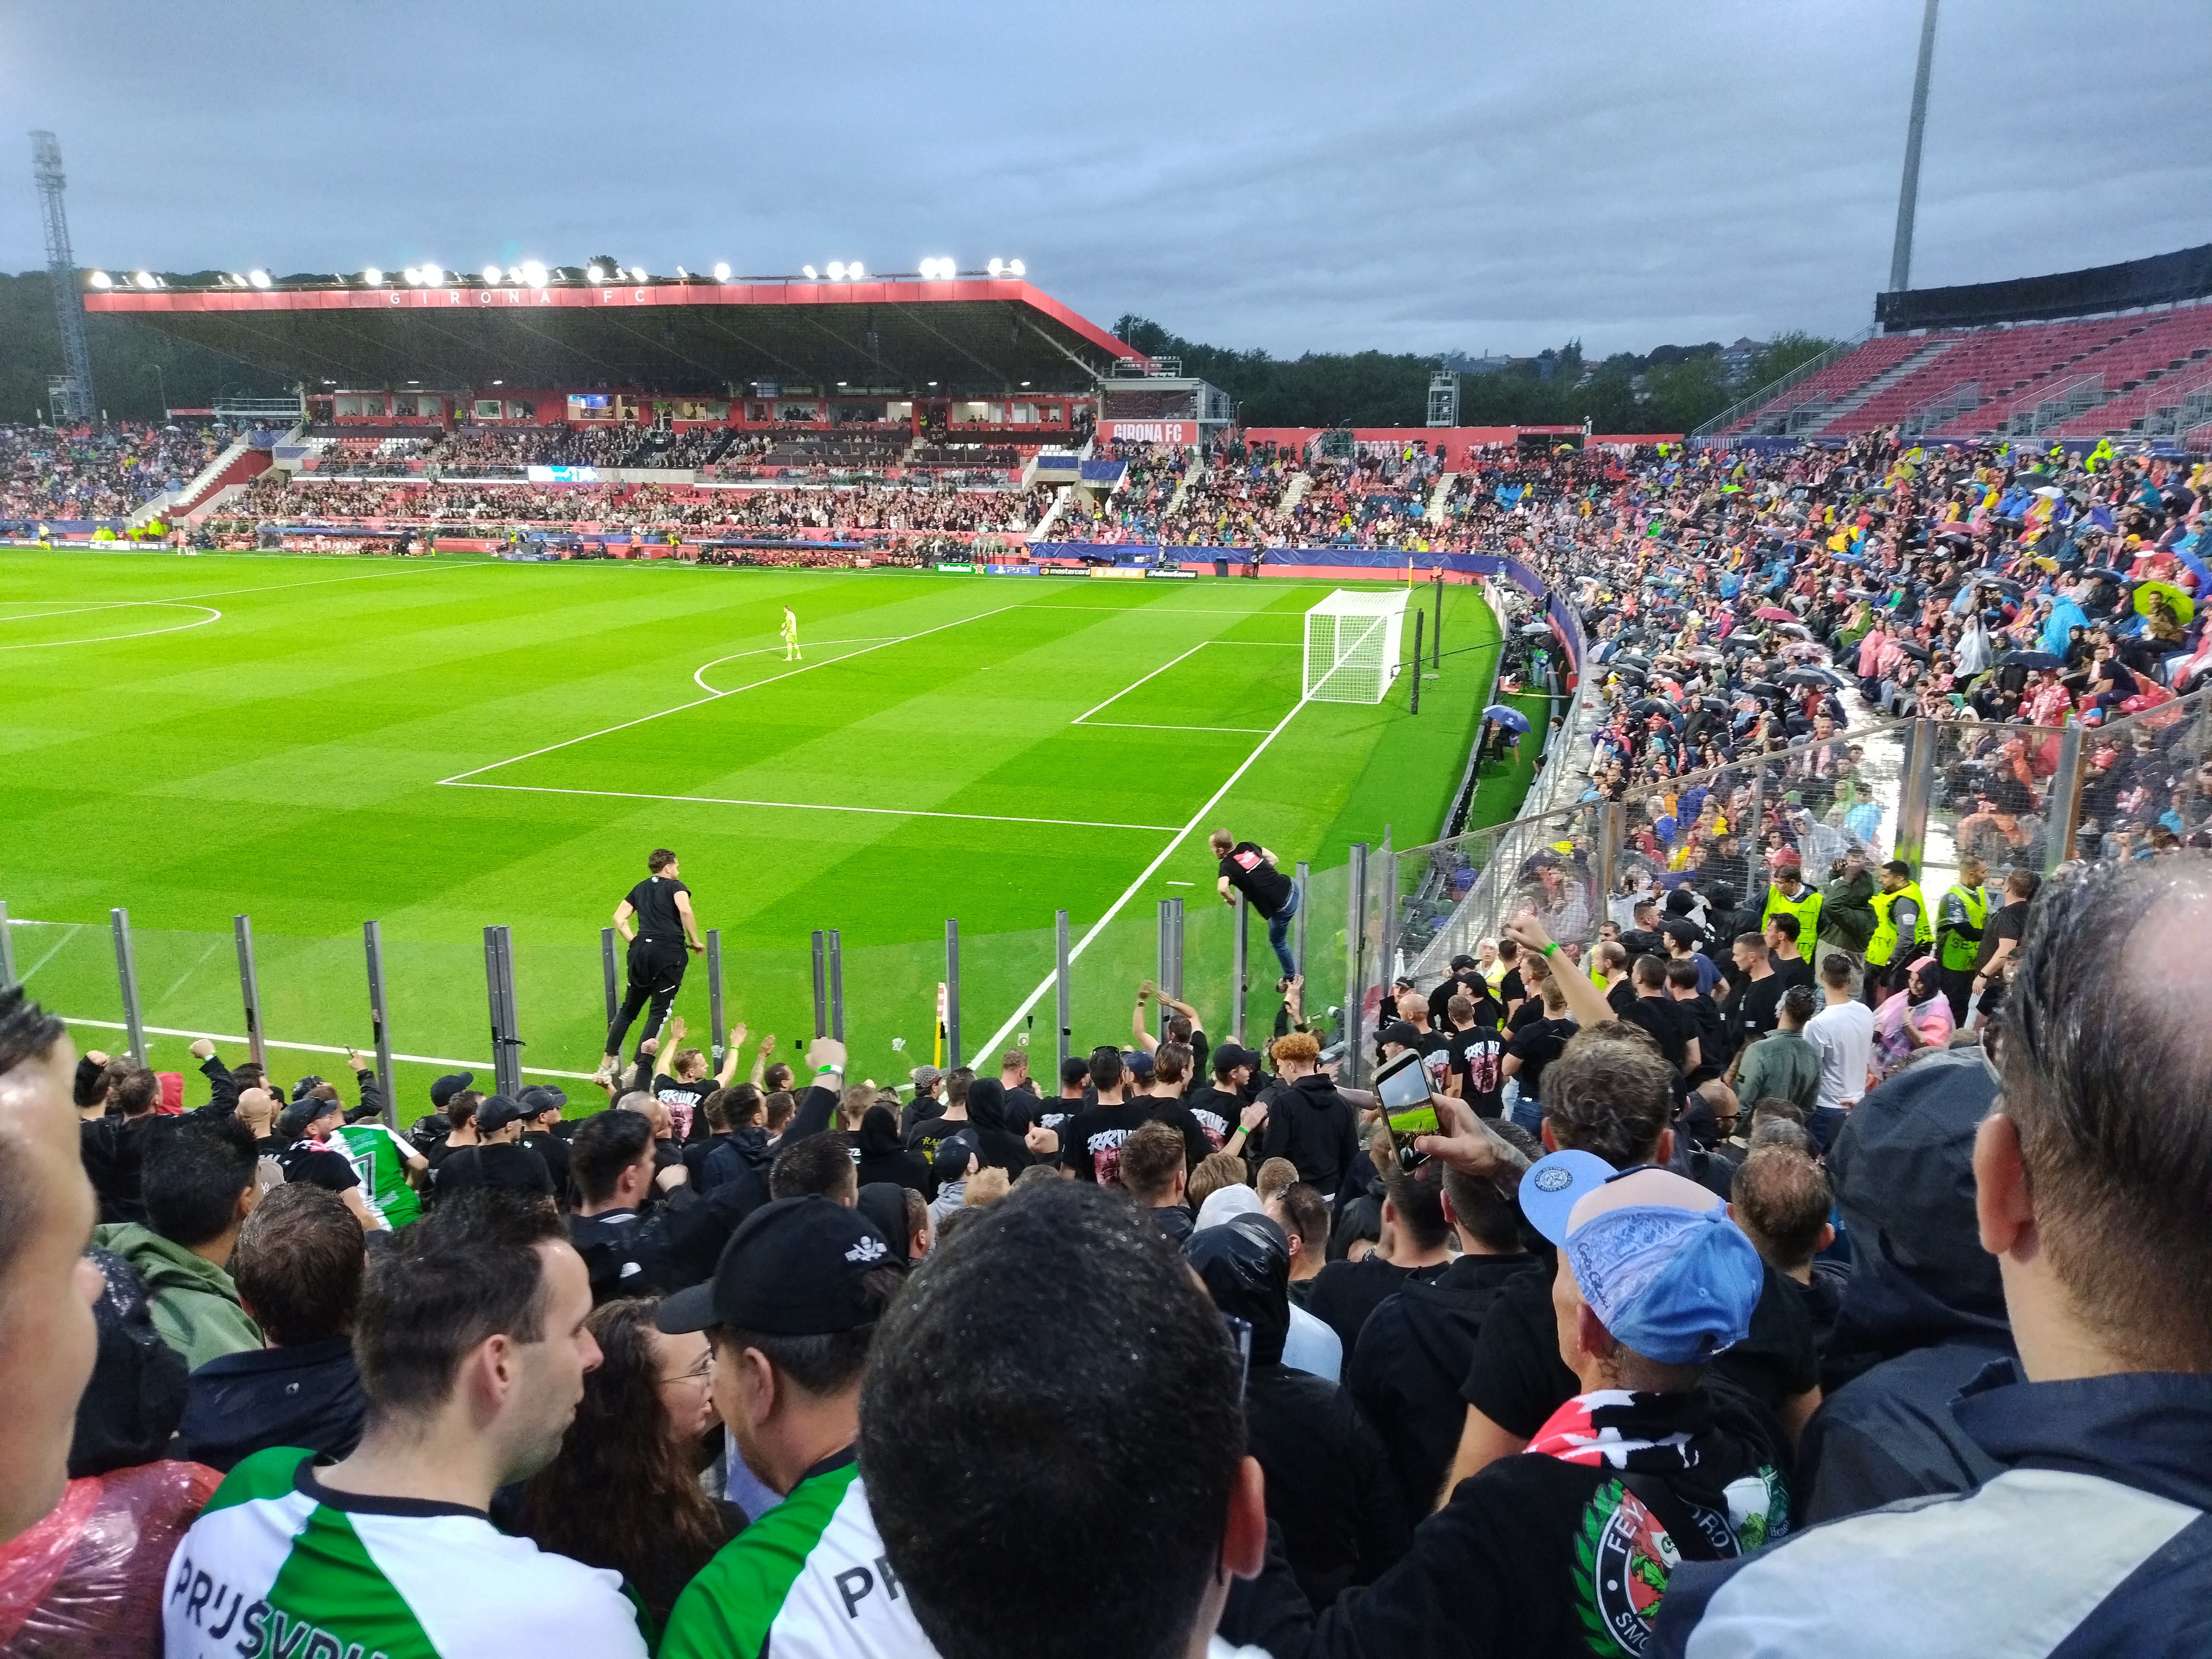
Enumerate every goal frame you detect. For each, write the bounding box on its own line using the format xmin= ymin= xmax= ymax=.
xmin=1301 ymin=589 xmax=1411 ymax=704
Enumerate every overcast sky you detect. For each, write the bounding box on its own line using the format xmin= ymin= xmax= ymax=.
xmin=3 ymin=1 xmax=2206 ymax=359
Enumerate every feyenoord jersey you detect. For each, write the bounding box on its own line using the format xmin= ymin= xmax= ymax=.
xmin=162 ymin=1447 xmax=649 ymax=1659
xmin=329 ymin=1121 xmax=421 ymax=1228
xmin=661 ymin=1452 xmax=936 ymax=1659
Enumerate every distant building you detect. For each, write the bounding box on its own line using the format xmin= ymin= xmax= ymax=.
xmin=1721 ymin=336 xmax=1767 ymax=385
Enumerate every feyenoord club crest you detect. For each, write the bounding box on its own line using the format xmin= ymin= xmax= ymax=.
xmin=1576 ymin=1481 xmax=1678 ymax=1656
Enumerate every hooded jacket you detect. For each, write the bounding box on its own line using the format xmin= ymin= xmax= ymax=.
xmin=960 ymin=1079 xmax=1038 ymax=1176
xmin=1795 ymin=1046 xmax=2014 ymax=1523
xmin=1187 ymin=1217 xmax=1411 ymax=1609
xmin=1256 ymin=1073 xmax=1361 ymax=1197
xmin=90 ymin=1222 xmax=260 ymax=1373
xmin=1816 ymin=864 xmax=1878 ymax=953
xmin=855 ymin=1105 xmax=932 ymax=1193
xmin=699 ymin=1122 xmax=774 ymax=1209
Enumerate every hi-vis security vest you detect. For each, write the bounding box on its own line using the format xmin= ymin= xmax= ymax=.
xmin=1940 ymin=884 xmax=1990 ymax=972
xmin=1867 ymin=882 xmax=1932 ymax=968
xmin=1761 ymin=882 xmax=1823 ymax=945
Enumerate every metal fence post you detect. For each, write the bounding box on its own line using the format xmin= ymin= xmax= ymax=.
xmin=810 ymin=930 xmax=828 ymax=1039
xmin=1293 ymin=860 xmax=1310 ymax=977
xmin=827 ymin=929 xmax=844 ymax=1042
xmin=944 ymin=920 xmax=961 ymax=1066
xmin=1054 ymin=911 xmax=1071 ymax=1075
xmin=1409 ymin=610 xmax=1424 ymax=712
xmin=112 ymin=908 xmax=146 ymax=1066
xmin=706 ymin=930 xmax=725 ymax=1067
xmin=234 ymin=914 xmax=267 ymax=1073
xmin=1231 ymin=892 xmax=1249 ymax=1045
xmin=363 ymin=921 xmax=398 ymax=1129
xmin=1432 ymin=570 xmax=1443 ymax=667
xmin=2046 ymin=723 xmax=2085 ymax=871
xmin=600 ymin=927 xmax=620 ymax=1028
xmin=1379 ymin=843 xmax=1400 ymax=991
xmin=1168 ymin=898 xmax=1184 ymax=1005
xmin=1593 ymin=801 xmax=1623 ymax=942
xmin=0 ymin=900 xmax=14 ymax=988
xmin=1893 ymin=720 xmax=1935 ymax=872
xmin=483 ymin=925 xmax=523 ymax=1098
xmin=1345 ymin=842 xmax=1369 ymax=1083
xmin=1156 ymin=900 xmax=1174 ymax=1039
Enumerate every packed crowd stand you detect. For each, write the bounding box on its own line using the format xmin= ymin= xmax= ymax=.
xmin=0 ymin=422 xmax=220 ymax=523
xmin=8 ymin=803 xmax=2211 ymax=1654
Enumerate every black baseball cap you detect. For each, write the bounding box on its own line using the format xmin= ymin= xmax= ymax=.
xmin=1448 ymin=953 xmax=1479 ymax=971
xmin=278 ymin=1095 xmax=339 ymax=1140
xmin=290 ymin=1074 xmax=327 ymax=1102
xmin=1660 ymin=918 xmax=1702 ymax=943
xmin=430 ymin=1071 xmax=474 ymax=1107
xmin=657 ymin=1196 xmax=899 ymax=1336
xmin=474 ymin=1095 xmax=529 ymax=1135
xmin=1378 ymin=1020 xmax=1421 ymax=1049
xmin=1058 ymin=1055 xmax=1091 ymax=1088
xmin=517 ymin=1084 xmax=567 ymax=1116
xmin=1211 ymin=1043 xmax=1261 ymax=1074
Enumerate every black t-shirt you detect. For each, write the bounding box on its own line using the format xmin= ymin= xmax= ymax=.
xmin=905 ymin=1114 xmax=977 ymax=1170
xmin=436 ymin=1142 xmax=556 ymax=1197
xmin=1058 ymin=1100 xmax=1155 ymax=1186
xmin=1426 ymin=973 xmax=1499 ymax=1030
xmin=1976 ymin=901 xmax=2029 ymax=973
xmin=1146 ymin=1205 xmax=1195 ymax=1246
xmin=1497 ymin=968 xmax=1526 ymax=1011
xmin=523 ymin=1129 xmax=572 ymax=1200
xmin=1505 ymin=1017 xmax=1576 ymax=1103
xmin=1728 ymin=971 xmax=1785 ymax=1040
xmin=1219 ymin=842 xmax=1294 ymax=917
xmin=1446 ymin=1025 xmax=1508 ymax=1118
xmin=1618 ymin=994 xmax=1699 ymax=1073
xmin=652 ymin=1074 xmax=715 ymax=1142
xmin=277 ymin=1139 xmax=361 ymax=1194
xmin=1306 ymin=1257 xmax=1453 ymax=1356
xmin=625 ymin=875 xmax=690 ymax=945
xmin=1459 ymin=1250 xmax=1818 ymax=1440
xmin=1769 ymin=953 xmax=1815 ymax=993
xmin=1606 ymin=978 xmax=1639 ymax=1016
xmin=1146 ymin=1098 xmax=1215 ymax=1171
xmin=1179 ymin=1086 xmax=1240 ymax=1153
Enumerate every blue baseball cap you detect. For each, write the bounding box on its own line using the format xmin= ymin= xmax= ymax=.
xmin=1520 ymin=1151 xmax=1763 ymax=1367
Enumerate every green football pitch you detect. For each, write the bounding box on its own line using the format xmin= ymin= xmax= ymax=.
xmin=0 ymin=550 xmax=1524 ymax=1115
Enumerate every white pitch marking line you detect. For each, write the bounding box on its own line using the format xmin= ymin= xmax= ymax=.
xmin=1077 ymin=721 xmax=1275 ymax=734
xmin=1069 ymin=638 xmax=1302 ymax=729
xmin=55 ymin=1016 xmax=598 ymax=1082
xmin=968 ymin=688 xmax=1312 ymax=1069
xmin=1070 ymin=640 xmax=1214 ymax=725
xmin=438 ymin=602 xmax=1025 ymax=786
xmin=0 ymin=562 xmax=468 ymax=622
xmin=689 ymin=637 xmax=901 ymax=695
xmin=446 ymin=780 xmax=1179 ymax=834
xmin=0 ymin=603 xmax=221 ymax=651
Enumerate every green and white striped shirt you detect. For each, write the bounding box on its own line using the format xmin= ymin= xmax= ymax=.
xmin=329 ymin=1122 xmax=423 ymax=1229
xmin=162 ymin=1447 xmax=649 ymax=1659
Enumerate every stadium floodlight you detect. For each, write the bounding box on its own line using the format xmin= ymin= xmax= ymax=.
xmin=629 ymin=266 xmax=647 ymax=282
xmin=586 ymin=264 xmax=606 ymax=283
xmin=248 ymin=269 xmax=271 ymax=289
xmin=132 ymin=271 xmax=156 ymax=289
xmin=802 ymin=265 xmax=818 ymax=280
xmin=987 ymin=257 xmax=1003 ymax=276
xmin=1302 ymin=589 xmax=1411 ymax=705
xmin=482 ymin=264 xmax=502 ymax=283
xmin=363 ymin=267 xmax=385 ymax=286
xmin=88 ymin=270 xmax=112 ymax=289
xmin=849 ymin=261 xmax=865 ymax=280
xmin=713 ymin=261 xmax=731 ymax=281
xmin=1009 ymin=258 xmax=1025 ymax=276
xmin=827 ymin=261 xmax=847 ymax=280
xmin=520 ymin=260 xmax=547 ymax=288
xmin=422 ymin=264 xmax=443 ymax=286
xmin=403 ymin=266 xmax=422 ymax=286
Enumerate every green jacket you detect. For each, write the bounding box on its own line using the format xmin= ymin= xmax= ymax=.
xmin=1818 ymin=866 xmax=1878 ymax=953
xmin=1735 ymin=1031 xmax=1824 ymax=1115
xmin=92 ymin=1222 xmax=261 ymax=1373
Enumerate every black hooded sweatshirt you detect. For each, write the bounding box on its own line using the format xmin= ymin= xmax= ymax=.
xmin=854 ymin=1105 xmax=931 ymax=1194
xmin=1255 ymin=1072 xmax=1361 ymax=1196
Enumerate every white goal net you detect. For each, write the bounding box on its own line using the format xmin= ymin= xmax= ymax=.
xmin=1302 ymin=589 xmax=1410 ymax=704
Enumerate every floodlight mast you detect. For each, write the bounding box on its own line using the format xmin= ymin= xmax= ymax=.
xmin=29 ymin=131 xmax=95 ymax=422
xmin=1888 ymin=0 xmax=1940 ymax=295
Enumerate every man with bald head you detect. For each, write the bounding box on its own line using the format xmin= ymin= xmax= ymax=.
xmin=0 ymin=986 xmax=103 ymax=1544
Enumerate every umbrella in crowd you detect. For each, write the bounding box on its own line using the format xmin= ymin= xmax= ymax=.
xmin=1998 ymin=649 xmax=2064 ymax=671
xmin=2136 ymin=580 xmax=2195 ymax=624
xmin=1482 ymin=704 xmax=1531 ymax=734
xmin=1754 ymin=605 xmax=1795 ymax=622
xmin=1890 ymin=641 xmax=1932 ymax=662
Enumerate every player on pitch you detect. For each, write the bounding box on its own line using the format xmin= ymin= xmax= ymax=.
xmin=781 ymin=603 xmax=801 ymax=661
xmin=597 ymin=848 xmax=706 ymax=1084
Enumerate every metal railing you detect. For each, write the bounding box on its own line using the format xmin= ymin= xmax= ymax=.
xmin=1689 ymin=329 xmax=1875 ymax=441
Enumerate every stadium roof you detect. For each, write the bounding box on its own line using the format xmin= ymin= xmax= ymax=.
xmin=82 ymin=274 xmax=1134 ymax=397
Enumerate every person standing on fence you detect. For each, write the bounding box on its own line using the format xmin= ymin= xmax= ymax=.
xmin=598 ymin=850 xmax=706 ymax=1086
xmin=1211 ymin=830 xmax=1300 ymax=981
xmin=780 ymin=603 xmax=801 ymax=661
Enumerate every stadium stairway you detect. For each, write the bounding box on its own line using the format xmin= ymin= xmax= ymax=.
xmin=1164 ymin=464 xmax=1205 ymax=520
xmin=136 ymin=435 xmax=273 ymax=527
xmin=1026 ymin=484 xmax=1074 ymax=542
xmin=1803 ymin=337 xmax=1963 ymax=433
xmin=1426 ymin=471 xmax=1459 ymax=525
xmin=1279 ymin=471 xmax=1314 ymax=511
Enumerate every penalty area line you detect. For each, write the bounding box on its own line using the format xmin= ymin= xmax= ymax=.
xmin=967 ymin=688 xmax=1312 ymax=1068
xmin=445 ymin=781 xmax=1181 ymax=834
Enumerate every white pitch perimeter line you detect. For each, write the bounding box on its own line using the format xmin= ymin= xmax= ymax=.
xmin=1078 ymin=721 xmax=1275 ymax=734
xmin=56 ymin=1016 xmax=597 ymax=1082
xmin=968 ymin=688 xmax=1312 ymax=1069
xmin=446 ymin=780 xmax=1179 ymax=834
xmin=439 ymin=603 xmax=1023 ymax=786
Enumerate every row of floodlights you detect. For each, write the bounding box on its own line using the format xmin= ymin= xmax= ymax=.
xmin=85 ymin=257 xmax=1029 ymax=292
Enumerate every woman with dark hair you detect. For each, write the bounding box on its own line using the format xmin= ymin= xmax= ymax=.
xmin=509 ymin=1298 xmax=737 ymax=1631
